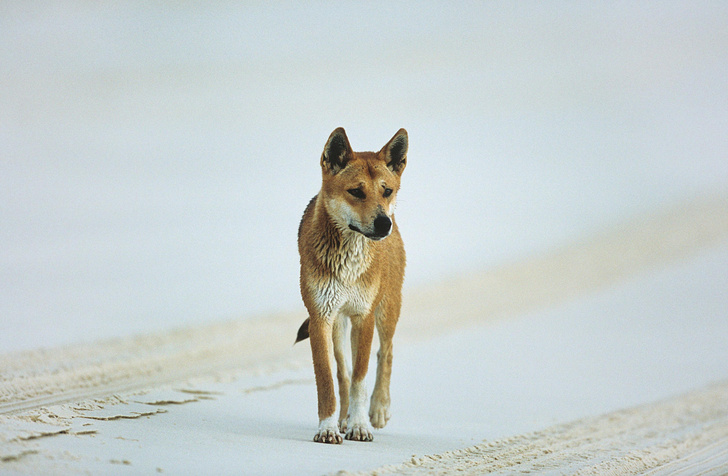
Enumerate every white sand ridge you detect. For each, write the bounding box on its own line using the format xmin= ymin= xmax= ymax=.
xmin=354 ymin=381 xmax=728 ymax=475
xmin=1 ymin=194 xmax=727 ymax=473
xmin=2 ymin=195 xmax=726 ymax=417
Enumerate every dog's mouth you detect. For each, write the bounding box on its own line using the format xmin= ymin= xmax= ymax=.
xmin=348 ymin=224 xmax=389 ymax=241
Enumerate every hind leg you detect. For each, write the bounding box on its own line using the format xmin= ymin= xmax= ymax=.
xmin=332 ymin=315 xmax=351 ymax=432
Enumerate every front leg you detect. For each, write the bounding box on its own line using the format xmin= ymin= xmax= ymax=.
xmin=370 ymin=311 xmax=396 ymax=429
xmin=369 ymin=343 xmax=393 ymax=429
xmin=309 ymin=317 xmax=342 ymax=444
xmin=346 ymin=314 xmax=375 ymax=441
xmin=332 ymin=316 xmax=351 ymax=432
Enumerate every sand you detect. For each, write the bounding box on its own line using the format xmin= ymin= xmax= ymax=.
xmin=1 ymin=195 xmax=728 ymax=474
xmin=360 ymin=381 xmax=728 ymax=475
xmin=3 ymin=3 xmax=727 ymax=473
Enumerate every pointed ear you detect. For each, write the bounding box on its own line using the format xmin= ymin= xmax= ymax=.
xmin=321 ymin=127 xmax=353 ymax=174
xmin=383 ymin=128 xmax=408 ymax=175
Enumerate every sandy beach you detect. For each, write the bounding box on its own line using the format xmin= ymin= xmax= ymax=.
xmin=2 ymin=195 xmax=727 ymax=474
xmin=3 ymin=2 xmax=728 ymax=474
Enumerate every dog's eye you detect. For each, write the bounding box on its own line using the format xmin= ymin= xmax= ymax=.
xmin=348 ymin=188 xmax=366 ymax=199
xmin=383 ymin=188 xmax=393 ymax=198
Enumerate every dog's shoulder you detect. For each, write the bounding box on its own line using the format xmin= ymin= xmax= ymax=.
xmin=298 ymin=194 xmax=318 ymax=240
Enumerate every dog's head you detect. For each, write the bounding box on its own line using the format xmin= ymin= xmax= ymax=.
xmin=319 ymin=128 xmax=407 ymax=241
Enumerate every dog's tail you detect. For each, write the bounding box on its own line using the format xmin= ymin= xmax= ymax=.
xmin=294 ymin=317 xmax=310 ymax=344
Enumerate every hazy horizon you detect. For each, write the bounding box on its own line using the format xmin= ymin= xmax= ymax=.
xmin=2 ymin=2 xmax=727 ymax=351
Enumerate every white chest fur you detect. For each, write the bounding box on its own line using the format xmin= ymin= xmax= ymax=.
xmin=312 ymin=232 xmax=375 ymax=321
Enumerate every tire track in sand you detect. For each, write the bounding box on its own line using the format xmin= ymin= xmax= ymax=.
xmin=352 ymin=380 xmax=728 ymax=475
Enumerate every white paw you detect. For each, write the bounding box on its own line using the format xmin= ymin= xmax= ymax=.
xmin=345 ymin=422 xmax=373 ymax=442
xmin=346 ymin=381 xmax=373 ymax=441
xmin=314 ymin=417 xmax=343 ymax=444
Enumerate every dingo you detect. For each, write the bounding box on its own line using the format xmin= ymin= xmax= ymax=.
xmin=295 ymin=127 xmax=408 ymax=444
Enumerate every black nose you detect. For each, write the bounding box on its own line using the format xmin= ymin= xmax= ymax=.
xmin=373 ymin=215 xmax=392 ymax=236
